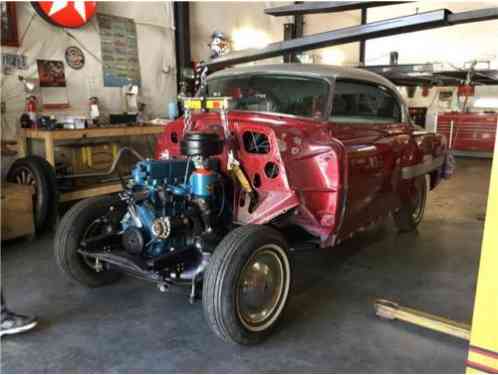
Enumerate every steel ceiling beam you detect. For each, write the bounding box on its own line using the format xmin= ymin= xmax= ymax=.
xmin=205 ymin=7 xmax=498 ymax=70
xmin=264 ymin=1 xmax=410 ymax=17
xmin=362 ymin=63 xmax=498 ymax=86
xmin=205 ymin=9 xmax=450 ymax=69
xmin=447 ymin=7 xmax=498 ymax=24
xmin=359 ymin=7 xmax=368 ymax=65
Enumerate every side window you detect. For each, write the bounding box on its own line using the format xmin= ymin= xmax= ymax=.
xmin=330 ymin=80 xmax=401 ymax=124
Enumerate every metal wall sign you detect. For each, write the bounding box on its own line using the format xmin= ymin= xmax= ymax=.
xmin=32 ymin=1 xmax=97 ymax=28
xmin=97 ymin=14 xmax=141 ymax=87
xmin=1 ymin=53 xmax=28 ymax=70
xmin=65 ymin=46 xmax=85 ymax=70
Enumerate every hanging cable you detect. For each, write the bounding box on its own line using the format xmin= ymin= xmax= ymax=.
xmin=18 ymin=12 xmax=36 ymax=47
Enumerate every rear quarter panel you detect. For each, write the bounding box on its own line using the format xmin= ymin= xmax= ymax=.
xmin=400 ymin=129 xmax=448 ymax=193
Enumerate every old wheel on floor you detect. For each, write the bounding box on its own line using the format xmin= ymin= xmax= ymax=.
xmin=393 ymin=175 xmax=428 ymax=232
xmin=203 ymin=225 xmax=291 ymax=345
xmin=7 ymin=156 xmax=57 ymax=233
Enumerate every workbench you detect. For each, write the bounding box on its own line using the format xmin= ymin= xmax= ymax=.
xmin=18 ymin=124 xmax=165 ymax=166
xmin=17 ymin=124 xmax=167 ymax=202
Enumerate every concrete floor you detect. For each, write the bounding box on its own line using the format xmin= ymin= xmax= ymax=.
xmin=1 ymin=157 xmax=492 ymax=373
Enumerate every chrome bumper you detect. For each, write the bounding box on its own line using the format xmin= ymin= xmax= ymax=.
xmin=401 ymin=155 xmax=445 ymax=180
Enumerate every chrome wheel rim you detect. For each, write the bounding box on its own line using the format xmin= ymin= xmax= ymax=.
xmin=12 ymin=166 xmax=38 ymax=214
xmin=236 ymin=244 xmax=290 ymax=332
xmin=14 ymin=166 xmax=36 ymax=188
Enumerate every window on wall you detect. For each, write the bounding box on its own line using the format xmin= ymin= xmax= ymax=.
xmin=330 ymin=80 xmax=401 ymax=124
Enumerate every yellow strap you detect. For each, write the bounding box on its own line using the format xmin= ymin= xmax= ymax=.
xmin=230 ymin=165 xmax=253 ymax=193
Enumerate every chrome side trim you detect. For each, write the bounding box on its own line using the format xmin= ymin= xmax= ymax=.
xmin=412 ymin=130 xmax=435 ymax=136
xmin=327 ymin=138 xmax=348 ymax=247
xmin=401 ymin=155 xmax=445 ymax=179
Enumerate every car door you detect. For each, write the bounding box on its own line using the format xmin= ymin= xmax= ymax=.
xmin=327 ymin=79 xmax=408 ymax=238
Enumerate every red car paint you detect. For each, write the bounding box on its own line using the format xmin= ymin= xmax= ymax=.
xmin=156 ymin=109 xmax=447 ymax=248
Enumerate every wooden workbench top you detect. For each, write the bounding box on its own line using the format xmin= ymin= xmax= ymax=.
xmin=19 ymin=123 xmax=169 ymax=141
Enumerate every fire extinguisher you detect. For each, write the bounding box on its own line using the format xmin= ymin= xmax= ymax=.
xmin=88 ymin=96 xmax=100 ymax=127
xmin=26 ymin=95 xmax=38 ymax=128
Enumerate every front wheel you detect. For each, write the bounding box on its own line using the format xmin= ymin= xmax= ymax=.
xmin=393 ymin=175 xmax=428 ymax=232
xmin=54 ymin=195 xmax=124 ymax=287
xmin=202 ymin=225 xmax=291 ymax=345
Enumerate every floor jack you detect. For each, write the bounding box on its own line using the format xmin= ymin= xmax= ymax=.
xmin=373 ymin=140 xmax=498 ymax=373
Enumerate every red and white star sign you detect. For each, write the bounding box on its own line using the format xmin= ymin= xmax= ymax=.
xmin=32 ymin=1 xmax=97 ymax=28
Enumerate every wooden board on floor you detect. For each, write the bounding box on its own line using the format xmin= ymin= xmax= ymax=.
xmin=1 ymin=183 xmax=35 ymax=240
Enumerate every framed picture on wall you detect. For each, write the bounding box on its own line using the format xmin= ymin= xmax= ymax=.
xmin=1 ymin=2 xmax=19 ymax=47
xmin=37 ymin=59 xmax=69 ymax=109
xmin=37 ymin=60 xmax=67 ymax=87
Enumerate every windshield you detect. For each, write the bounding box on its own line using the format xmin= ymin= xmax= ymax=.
xmin=205 ymin=74 xmax=329 ymax=119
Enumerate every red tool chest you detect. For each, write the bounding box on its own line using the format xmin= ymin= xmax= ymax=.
xmin=436 ymin=112 xmax=497 ymax=153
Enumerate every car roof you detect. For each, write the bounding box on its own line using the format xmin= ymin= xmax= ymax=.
xmin=208 ymin=63 xmax=397 ymax=90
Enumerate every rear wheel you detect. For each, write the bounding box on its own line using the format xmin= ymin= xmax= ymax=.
xmin=54 ymin=196 xmax=123 ymax=287
xmin=393 ymin=176 xmax=427 ymax=232
xmin=203 ymin=225 xmax=291 ymax=345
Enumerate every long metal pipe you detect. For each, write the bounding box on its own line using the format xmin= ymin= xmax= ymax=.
xmin=374 ymin=299 xmax=471 ymax=340
xmin=205 ymin=9 xmax=449 ymax=69
xmin=264 ymin=1 xmax=410 ymax=17
xmin=205 ymin=7 xmax=498 ymax=69
xmin=57 ymin=147 xmax=145 ymax=179
xmin=173 ymin=2 xmax=191 ymax=87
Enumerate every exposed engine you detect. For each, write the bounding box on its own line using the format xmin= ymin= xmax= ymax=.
xmin=117 ymin=131 xmax=230 ymax=282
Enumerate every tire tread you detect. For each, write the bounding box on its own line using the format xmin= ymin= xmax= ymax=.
xmin=203 ymin=225 xmax=289 ymax=345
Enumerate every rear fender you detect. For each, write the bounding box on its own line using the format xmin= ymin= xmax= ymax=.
xmin=398 ymin=131 xmax=448 ymax=199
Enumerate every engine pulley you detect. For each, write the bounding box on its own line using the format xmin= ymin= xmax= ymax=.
xmin=122 ymin=227 xmax=145 ymax=254
xmin=151 ymin=216 xmax=191 ymax=240
xmin=151 ymin=217 xmax=172 ymax=240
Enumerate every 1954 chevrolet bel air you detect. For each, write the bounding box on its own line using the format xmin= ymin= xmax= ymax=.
xmin=55 ymin=64 xmax=450 ymax=345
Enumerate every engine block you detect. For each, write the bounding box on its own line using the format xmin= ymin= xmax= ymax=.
xmin=121 ymin=132 xmax=227 ymax=260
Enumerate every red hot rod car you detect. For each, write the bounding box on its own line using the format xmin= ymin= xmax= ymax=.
xmin=55 ymin=64 xmax=449 ymax=345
